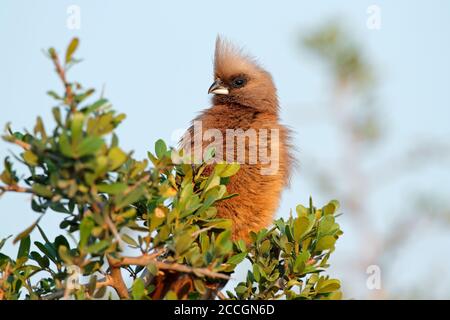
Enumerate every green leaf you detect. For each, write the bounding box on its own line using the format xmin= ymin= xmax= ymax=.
xmin=36 ymin=224 xmax=51 ymax=245
xmin=315 ymin=235 xmax=336 ymax=251
xmin=227 ymin=252 xmax=247 ymax=265
xmin=76 ymin=136 xmax=104 ymax=157
xmin=203 ymin=175 xmax=220 ymax=194
xmin=235 ymin=285 xmax=247 ymax=295
xmin=132 ymin=278 xmax=145 ymax=300
xmin=293 ymin=250 xmax=309 ymax=273
xmin=70 ymin=112 xmax=85 ymax=145
xmin=34 ymin=241 xmax=57 ymax=263
xmin=29 ymin=251 xmax=50 ymax=269
xmin=1 ymin=156 xmax=19 ymax=185
xmin=0 ymin=253 xmax=10 ymax=264
xmin=52 ymin=106 xmax=62 ymax=125
xmin=296 ymin=204 xmax=309 ymax=217
xmin=84 ymin=98 xmax=109 ymax=114
xmin=236 ymin=239 xmax=247 ymax=253
xmin=65 ymin=37 xmax=79 ymax=64
xmin=79 ymin=216 xmax=95 ymax=249
xmin=155 ymin=139 xmax=167 ymax=158
xmin=13 ymin=216 xmax=42 ymax=244
xmin=94 ymin=286 xmax=107 ymax=299
xmin=193 ymin=279 xmax=207 ymax=295
xmin=317 ymin=279 xmax=341 ymax=293
xmin=0 ymin=235 xmax=11 ymax=250
xmin=203 ymin=219 xmax=232 ymax=230
xmin=146 ymin=261 xmax=158 ymax=276
xmin=115 ymin=185 xmax=146 ymax=210
xmin=59 ymin=132 xmax=73 ymax=157
xmin=215 ymin=230 xmax=231 ymax=250
xmin=318 ymin=215 xmax=338 ymax=236
xmin=58 ymin=246 xmax=72 ymax=263
xmin=165 ymin=291 xmax=177 ymax=300
xmin=293 ymin=216 xmax=314 ymax=242
xmin=260 ymin=239 xmax=271 ymax=254
xmin=34 ymin=116 xmax=47 ymax=139
xmin=175 ymin=232 xmax=193 ymax=256
xmin=108 ymin=147 xmax=128 ymax=170
xmin=23 ymin=150 xmax=38 ymax=166
xmin=121 ymin=234 xmax=139 ymax=247
xmin=86 ymin=240 xmax=110 ymax=254
xmin=149 ymin=215 xmax=165 ymax=232
xmin=17 ymin=235 xmax=31 ymax=260
xmin=54 ymin=235 xmax=70 ymax=251
xmin=323 ymin=200 xmax=340 ymax=215
xmin=86 ymin=275 xmax=97 ymax=296
xmin=214 ymin=163 xmax=240 ymax=177
xmin=32 ymin=184 xmax=53 ymax=198
xmin=47 ymin=91 xmax=62 ymax=101
xmin=97 ymin=183 xmax=127 ymax=195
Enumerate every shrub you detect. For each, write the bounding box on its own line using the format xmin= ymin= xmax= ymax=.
xmin=0 ymin=39 xmax=343 ymax=300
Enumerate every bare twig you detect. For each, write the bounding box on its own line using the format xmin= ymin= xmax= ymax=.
xmin=217 ymin=291 xmax=227 ymax=300
xmin=104 ymin=214 xmax=125 ymax=249
xmin=12 ymin=139 xmax=31 ymax=150
xmin=0 ymin=185 xmax=33 ymax=195
xmin=49 ymin=49 xmax=74 ymax=110
xmin=191 ymin=226 xmax=215 ymax=238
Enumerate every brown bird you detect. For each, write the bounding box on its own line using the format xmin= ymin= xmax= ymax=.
xmin=182 ymin=37 xmax=294 ymax=242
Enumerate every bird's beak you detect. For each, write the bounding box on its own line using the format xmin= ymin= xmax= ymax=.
xmin=208 ymin=79 xmax=229 ymax=95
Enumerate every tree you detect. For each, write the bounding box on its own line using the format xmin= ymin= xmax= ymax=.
xmin=297 ymin=22 xmax=450 ymax=299
xmin=0 ymin=38 xmax=343 ymax=300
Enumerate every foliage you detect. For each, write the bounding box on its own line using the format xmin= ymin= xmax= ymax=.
xmin=0 ymin=38 xmax=343 ymax=300
xmin=303 ymin=21 xmax=375 ymax=90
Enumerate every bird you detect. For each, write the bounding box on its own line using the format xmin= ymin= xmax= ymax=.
xmin=181 ymin=36 xmax=294 ymax=242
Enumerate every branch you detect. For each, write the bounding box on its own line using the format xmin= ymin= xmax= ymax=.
xmin=13 ymin=139 xmax=31 ymax=150
xmin=0 ymin=185 xmax=33 ymax=196
xmin=112 ymin=254 xmax=230 ymax=281
xmin=48 ymin=49 xmax=74 ymax=110
xmin=107 ymin=256 xmax=130 ymax=299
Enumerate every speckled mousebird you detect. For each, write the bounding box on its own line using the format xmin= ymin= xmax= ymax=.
xmin=182 ymin=36 xmax=294 ymax=242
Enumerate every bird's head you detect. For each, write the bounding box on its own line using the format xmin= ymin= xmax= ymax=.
xmin=208 ymin=36 xmax=278 ymax=113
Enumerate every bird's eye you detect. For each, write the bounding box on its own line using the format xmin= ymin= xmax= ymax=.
xmin=231 ymin=77 xmax=246 ymax=88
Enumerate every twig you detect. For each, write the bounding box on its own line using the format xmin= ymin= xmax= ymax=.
xmin=0 ymin=185 xmax=33 ymax=195
xmin=49 ymin=49 xmax=74 ymax=110
xmin=217 ymin=291 xmax=227 ymax=300
xmin=104 ymin=214 xmax=125 ymax=249
xmin=12 ymin=139 xmax=31 ymax=150
xmin=191 ymin=226 xmax=215 ymax=238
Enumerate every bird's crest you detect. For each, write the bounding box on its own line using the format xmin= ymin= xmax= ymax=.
xmin=214 ymin=36 xmax=263 ymax=79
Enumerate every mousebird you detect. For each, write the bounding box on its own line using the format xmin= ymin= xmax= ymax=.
xmin=181 ymin=37 xmax=294 ymax=242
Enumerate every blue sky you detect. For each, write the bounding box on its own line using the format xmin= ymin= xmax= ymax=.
xmin=1 ymin=0 xmax=450 ymax=298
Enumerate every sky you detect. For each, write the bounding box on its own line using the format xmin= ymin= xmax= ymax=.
xmin=1 ymin=0 xmax=450 ymax=298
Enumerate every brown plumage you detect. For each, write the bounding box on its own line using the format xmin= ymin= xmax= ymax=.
xmin=182 ymin=37 xmax=294 ymax=242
